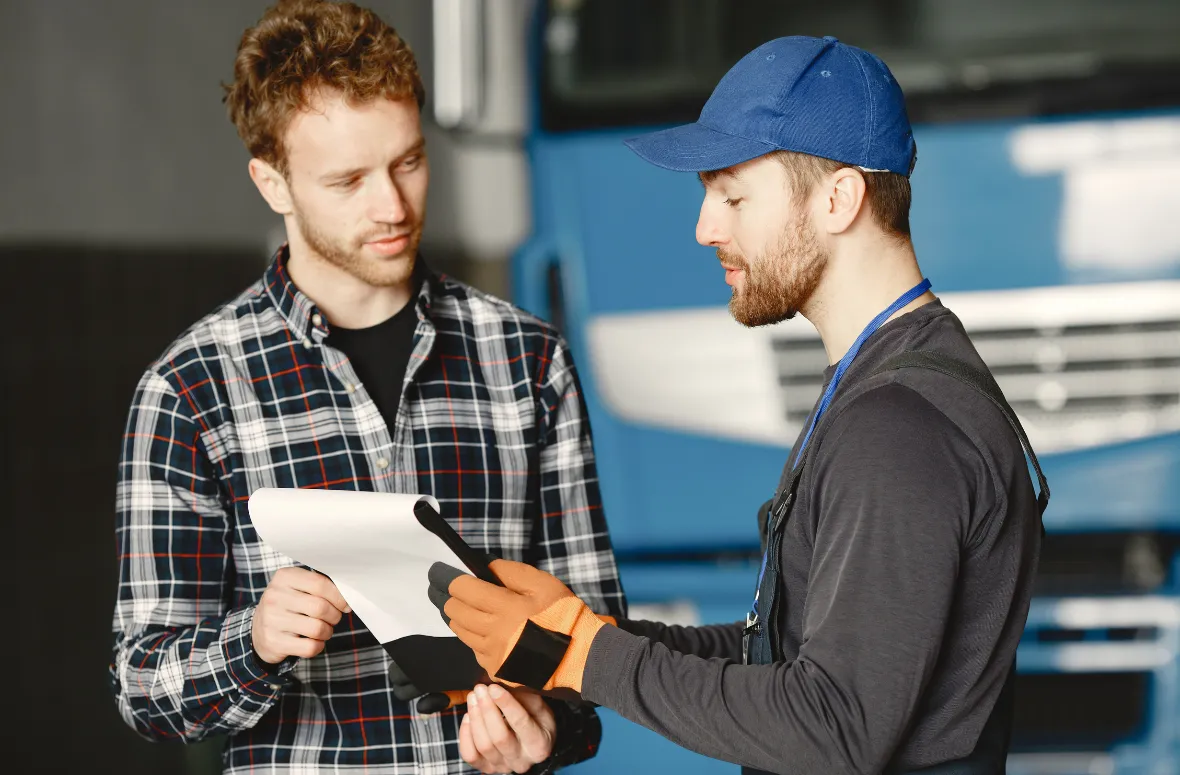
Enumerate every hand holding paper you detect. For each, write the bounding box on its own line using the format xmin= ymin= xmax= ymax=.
xmin=248 ymin=488 xmax=466 ymax=642
xmin=253 ymin=566 xmax=352 ymax=664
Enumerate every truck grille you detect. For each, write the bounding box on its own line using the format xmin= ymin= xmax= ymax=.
xmin=771 ymin=283 xmax=1180 ymax=454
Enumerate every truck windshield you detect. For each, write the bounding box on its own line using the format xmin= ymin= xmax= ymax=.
xmin=539 ymin=0 xmax=1180 ymax=130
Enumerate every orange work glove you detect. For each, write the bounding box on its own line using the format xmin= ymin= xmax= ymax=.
xmin=427 ymin=560 xmax=606 ymax=693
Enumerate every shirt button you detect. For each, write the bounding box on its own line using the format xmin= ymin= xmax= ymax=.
xmin=311 ymin=313 xmax=323 ymax=327
xmin=344 ymin=382 xmax=356 ymax=394
xmin=375 ymin=457 xmax=390 ymax=470
xmin=302 ymin=337 xmax=313 ymax=349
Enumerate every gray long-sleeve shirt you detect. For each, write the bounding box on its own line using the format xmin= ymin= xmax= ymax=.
xmin=582 ymin=301 xmax=1042 ymax=774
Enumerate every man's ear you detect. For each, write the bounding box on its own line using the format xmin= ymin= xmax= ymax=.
xmin=248 ymin=158 xmax=295 ymax=216
xmin=820 ymin=167 xmax=867 ymax=235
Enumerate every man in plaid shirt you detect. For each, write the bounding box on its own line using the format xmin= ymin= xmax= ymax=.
xmin=109 ymin=1 xmax=625 ymax=772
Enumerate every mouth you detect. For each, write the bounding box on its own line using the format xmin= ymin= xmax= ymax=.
xmin=365 ymin=234 xmax=412 ymax=256
xmin=721 ymin=264 xmax=744 ymax=287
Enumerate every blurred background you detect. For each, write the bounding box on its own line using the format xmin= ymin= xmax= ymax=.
xmin=3 ymin=0 xmax=1179 ymax=772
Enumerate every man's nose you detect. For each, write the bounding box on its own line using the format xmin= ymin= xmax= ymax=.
xmin=696 ymin=198 xmax=725 ymax=248
xmin=369 ymin=174 xmax=408 ymax=224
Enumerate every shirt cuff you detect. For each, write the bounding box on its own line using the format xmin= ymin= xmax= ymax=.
xmin=579 ymin=624 xmax=645 ymax=710
xmin=527 ymin=699 xmax=603 ymax=773
xmin=221 ymin=606 xmax=296 ymax=695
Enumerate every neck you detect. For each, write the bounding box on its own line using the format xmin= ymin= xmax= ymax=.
xmin=285 ymin=237 xmax=414 ymax=330
xmin=800 ymin=237 xmax=934 ymax=365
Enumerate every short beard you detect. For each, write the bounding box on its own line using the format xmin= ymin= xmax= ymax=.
xmin=292 ymin=197 xmax=421 ymax=288
xmin=721 ymin=213 xmax=828 ymax=328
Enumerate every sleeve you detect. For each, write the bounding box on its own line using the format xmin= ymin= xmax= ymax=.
xmin=110 ymin=370 xmax=290 ymax=741
xmin=529 ymin=336 xmax=626 ymax=619
xmin=527 ymin=336 xmax=628 ymax=766
xmin=615 ymin=620 xmax=744 ymax=662
xmin=579 ymin=385 xmax=979 ymax=774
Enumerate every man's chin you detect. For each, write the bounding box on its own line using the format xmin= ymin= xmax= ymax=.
xmin=320 ymin=254 xmax=411 ymax=289
xmin=729 ymin=296 xmax=795 ymax=328
xmin=362 ymin=265 xmax=415 ymax=288
xmin=728 ymin=299 xmax=759 ymax=328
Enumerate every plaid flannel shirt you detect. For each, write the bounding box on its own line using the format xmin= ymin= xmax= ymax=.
xmin=111 ymin=250 xmax=626 ymax=773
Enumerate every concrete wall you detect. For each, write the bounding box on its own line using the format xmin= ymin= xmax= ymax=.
xmin=0 ymin=0 xmax=524 ymax=296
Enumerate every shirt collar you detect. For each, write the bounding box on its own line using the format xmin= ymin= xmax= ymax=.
xmin=263 ymin=245 xmax=442 ymax=342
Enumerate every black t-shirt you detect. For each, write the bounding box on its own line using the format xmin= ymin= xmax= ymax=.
xmin=328 ymin=296 xmax=420 ymax=428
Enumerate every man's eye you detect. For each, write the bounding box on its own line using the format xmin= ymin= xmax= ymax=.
xmin=333 ymin=178 xmax=360 ymax=190
xmin=401 ymin=155 xmax=422 ymax=170
xmin=723 ymin=197 xmax=743 ymax=207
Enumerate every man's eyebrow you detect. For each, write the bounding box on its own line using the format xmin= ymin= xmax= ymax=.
xmin=320 ymin=140 xmax=428 ymax=183
xmin=698 ymin=167 xmax=741 ymax=186
xmin=320 ymin=165 xmax=367 ymax=183
xmin=398 ymin=138 xmax=427 ymax=159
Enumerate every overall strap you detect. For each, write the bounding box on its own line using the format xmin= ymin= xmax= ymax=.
xmin=873 ymin=351 xmax=1050 ymax=520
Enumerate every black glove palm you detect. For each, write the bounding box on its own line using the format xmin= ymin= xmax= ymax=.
xmin=388 ymin=660 xmax=468 ymax=713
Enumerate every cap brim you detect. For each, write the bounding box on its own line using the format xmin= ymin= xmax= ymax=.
xmin=623 ymin=122 xmax=779 ymax=173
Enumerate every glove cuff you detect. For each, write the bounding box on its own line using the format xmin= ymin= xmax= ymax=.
xmin=493 ymin=597 xmax=605 ymax=692
xmin=547 ymin=603 xmax=605 ymax=692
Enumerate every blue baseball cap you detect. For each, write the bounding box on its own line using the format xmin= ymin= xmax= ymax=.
xmin=625 ymin=36 xmax=916 ymax=176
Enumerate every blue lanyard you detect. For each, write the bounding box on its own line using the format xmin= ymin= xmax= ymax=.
xmin=788 ymin=277 xmax=932 ymax=470
xmin=751 ymin=277 xmax=932 ymax=616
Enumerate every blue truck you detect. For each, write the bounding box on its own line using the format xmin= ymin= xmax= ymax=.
xmin=431 ymin=1 xmax=1180 ymax=771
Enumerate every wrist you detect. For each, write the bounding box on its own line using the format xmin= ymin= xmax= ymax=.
xmin=529 ymin=699 xmax=603 ymax=773
xmin=252 ymin=645 xmax=285 ymax=671
xmin=547 ymin=604 xmax=605 ymax=692
xmin=497 ymin=597 xmax=604 ymax=692
xmin=224 ymin=607 xmax=295 ymax=693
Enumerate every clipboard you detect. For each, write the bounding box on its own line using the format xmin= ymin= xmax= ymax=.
xmin=378 ymin=502 xmax=504 ymax=694
xmin=388 ymin=501 xmax=582 ymax=702
xmin=412 ymin=501 xmax=504 ymax=586
xmin=379 ymin=501 xmax=503 ymax=693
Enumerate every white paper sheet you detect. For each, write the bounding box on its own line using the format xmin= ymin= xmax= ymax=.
xmin=247 ymin=487 xmax=465 ymax=642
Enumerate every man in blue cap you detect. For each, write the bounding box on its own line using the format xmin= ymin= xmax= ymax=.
xmin=433 ymin=37 xmax=1044 ymax=774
